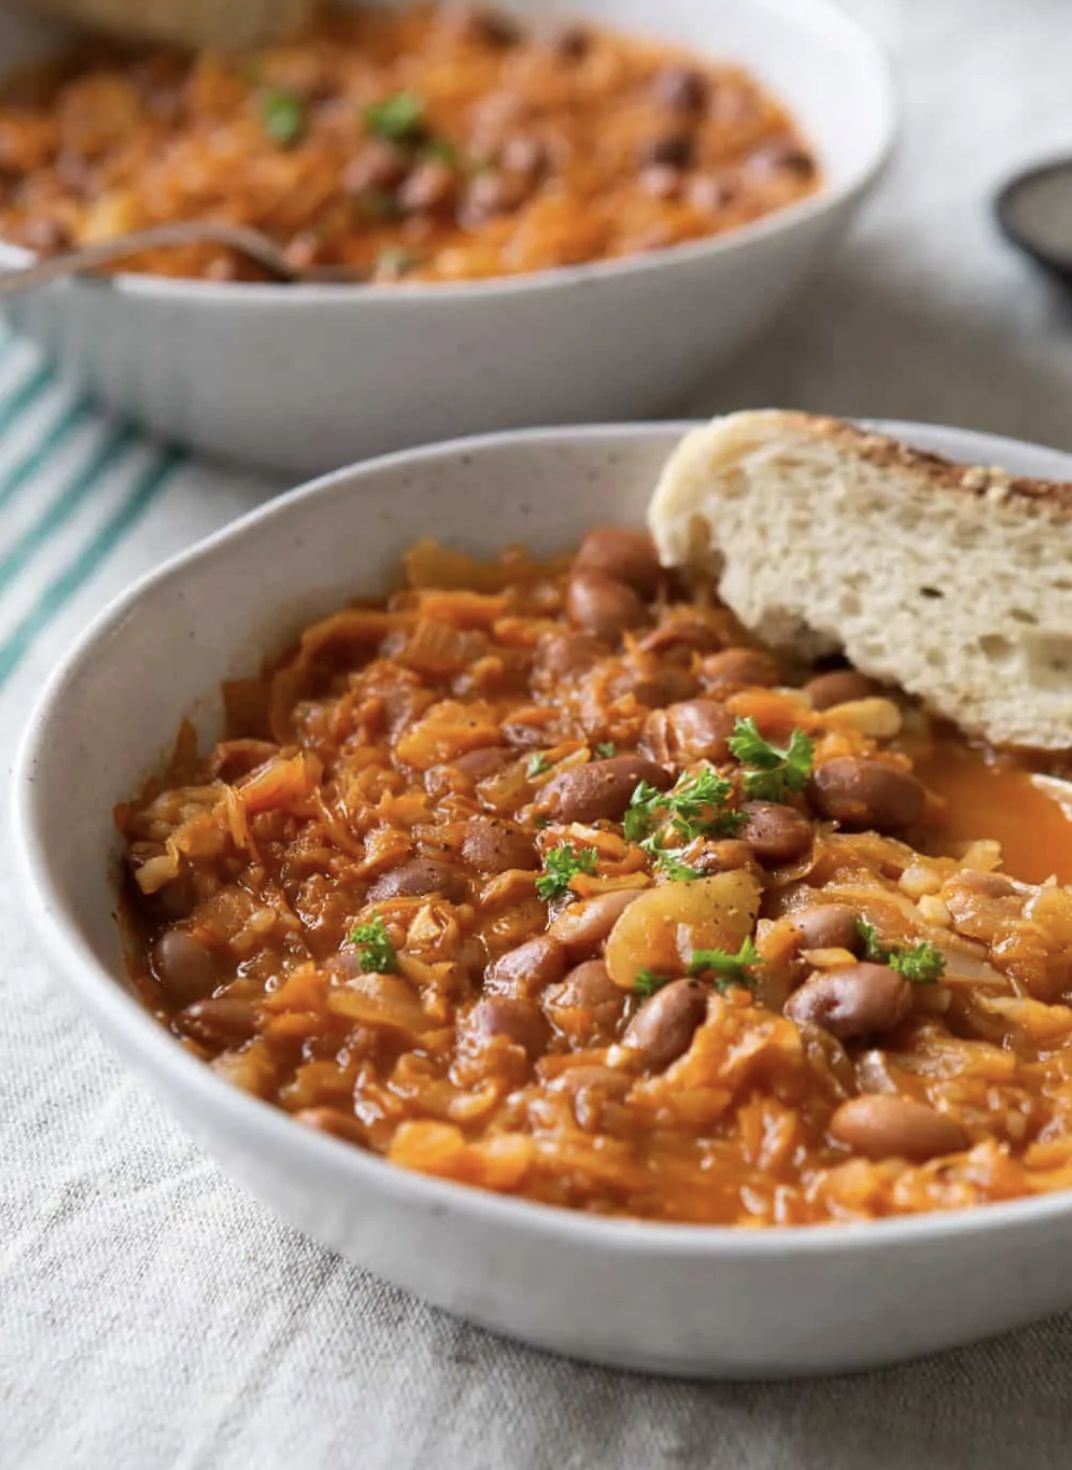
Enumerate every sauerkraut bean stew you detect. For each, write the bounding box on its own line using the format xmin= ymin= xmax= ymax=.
xmin=118 ymin=527 xmax=1072 ymax=1225
xmin=0 ymin=3 xmax=819 ymax=283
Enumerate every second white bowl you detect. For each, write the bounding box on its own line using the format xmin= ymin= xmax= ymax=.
xmin=0 ymin=0 xmax=894 ymax=474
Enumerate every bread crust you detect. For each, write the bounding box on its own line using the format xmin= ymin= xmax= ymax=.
xmin=751 ymin=411 xmax=1072 ymax=518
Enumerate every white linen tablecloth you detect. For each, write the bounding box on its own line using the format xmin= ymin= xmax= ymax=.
xmin=4 ymin=2 xmax=1072 ymax=1464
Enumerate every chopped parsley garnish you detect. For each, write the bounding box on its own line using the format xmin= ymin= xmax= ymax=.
xmin=633 ymin=969 xmax=672 ymax=997
xmin=855 ymin=920 xmax=945 ymax=984
xmin=890 ymin=942 xmax=946 ymax=984
xmin=856 ymin=919 xmax=885 ymax=962
xmin=527 ymin=753 xmax=552 ymax=778
xmin=348 ymin=914 xmax=397 ymax=974
xmin=624 ymin=767 xmax=742 ymax=846
xmin=261 ymin=89 xmax=305 ymax=147
xmin=689 ymin=936 xmax=762 ymax=989
xmin=423 ymin=137 xmax=461 ymax=165
xmin=728 ymin=718 xmax=815 ymax=802
xmin=625 ymin=766 xmax=745 ymax=879
xmin=535 ymin=843 xmax=599 ymax=901
xmin=595 ymin=741 xmax=617 ymax=759
xmin=646 ymin=847 xmax=704 ymax=882
xmin=623 ymin=780 xmax=666 ymax=843
xmin=365 ymin=90 xmax=425 ymax=141
xmin=376 ymin=245 xmax=422 ymax=277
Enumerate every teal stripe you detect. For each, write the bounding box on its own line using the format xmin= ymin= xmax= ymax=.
xmin=0 ymin=362 xmax=55 ymax=438
xmin=0 ymin=423 xmax=135 ymax=591
xmin=0 ymin=399 xmax=93 ymax=512
xmin=0 ymin=445 xmax=183 ymax=686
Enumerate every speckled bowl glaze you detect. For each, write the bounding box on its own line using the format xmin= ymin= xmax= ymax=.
xmin=0 ymin=0 xmax=895 ymax=473
xmin=14 ymin=419 xmax=1072 ymax=1379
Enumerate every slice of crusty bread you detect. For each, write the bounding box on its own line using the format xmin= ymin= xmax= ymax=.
xmin=648 ymin=410 xmax=1072 ymax=749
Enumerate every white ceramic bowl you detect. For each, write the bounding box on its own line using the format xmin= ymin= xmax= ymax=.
xmin=14 ymin=418 xmax=1072 ymax=1379
xmin=0 ymin=0 xmax=895 ymax=475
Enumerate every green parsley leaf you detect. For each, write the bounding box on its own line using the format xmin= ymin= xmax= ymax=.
xmin=423 ymin=137 xmax=461 ymax=165
xmin=623 ymin=780 xmax=666 ymax=842
xmin=643 ymin=842 xmax=704 ymax=882
xmin=856 ymin=918 xmax=885 ymax=962
xmin=728 ymin=718 xmax=814 ymax=802
xmin=889 ymin=940 xmax=946 ymax=985
xmin=625 ymin=766 xmax=744 ymax=853
xmin=535 ymin=844 xmax=599 ymax=901
xmin=348 ymin=914 xmax=397 ymax=974
xmin=854 ymin=920 xmax=945 ymax=984
xmin=664 ymin=767 xmax=735 ymax=838
xmin=261 ymin=88 xmax=305 ymax=147
xmin=365 ymin=90 xmax=425 ymax=142
xmin=633 ymin=968 xmax=673 ymax=997
xmin=527 ymin=753 xmax=552 ymax=778
xmin=595 ymin=741 xmax=617 ymax=759
xmin=375 ymin=245 xmax=422 ymax=277
xmin=689 ymin=936 xmax=762 ymax=989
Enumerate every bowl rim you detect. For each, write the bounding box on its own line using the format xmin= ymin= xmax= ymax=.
xmin=14 ymin=415 xmax=1072 ymax=1257
xmin=0 ymin=0 xmax=897 ymax=307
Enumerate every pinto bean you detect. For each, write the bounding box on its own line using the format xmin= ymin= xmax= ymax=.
xmin=539 ymin=755 xmax=671 ymax=824
xmin=367 ymin=857 xmax=467 ymax=903
xmin=803 ymin=670 xmax=880 ymax=710
xmin=645 ymin=698 xmax=734 ymax=765
xmin=691 ymin=839 xmax=754 ymax=875
xmin=549 ymin=888 xmax=644 ymax=959
xmin=462 ymin=168 xmax=529 ymax=222
xmin=809 ymin=758 xmax=926 ymax=833
xmin=152 ymin=930 xmax=216 ymax=1005
xmin=830 ymin=1095 xmax=969 ymax=1161
xmin=465 ymin=996 xmax=548 ymax=1058
xmin=639 ymin=164 xmax=680 ymax=200
xmin=622 ymin=978 xmax=707 ymax=1070
xmin=446 ymin=4 xmax=520 ymax=46
xmin=639 ymin=619 xmax=724 ymax=657
xmin=566 ymin=572 xmax=646 ymax=641
xmin=462 ymin=815 xmax=536 ymax=873
xmin=613 ymin=665 xmax=699 ymax=709
xmin=544 ymin=960 xmax=624 ymax=1040
xmin=751 ymin=143 xmax=816 ymax=179
xmin=499 ymin=135 xmax=549 ymax=178
xmin=343 ymin=139 xmax=407 ymax=194
xmin=788 ymin=904 xmax=861 ymax=954
xmin=180 ymin=997 xmax=258 ymax=1048
xmin=655 ymin=66 xmax=710 ymax=113
xmin=548 ymin=24 xmax=591 ymax=60
xmin=485 ymin=935 xmax=569 ymax=998
xmin=574 ymin=527 xmax=661 ymax=596
xmin=450 ymin=745 xmax=511 ymax=780
xmin=687 ymin=174 xmax=735 ymax=212
xmin=641 ymin=133 xmax=696 ymax=169
xmin=398 ymin=159 xmax=458 ymax=213
xmin=784 ymin=963 xmax=912 ymax=1040
xmin=535 ymin=629 xmax=606 ymax=681
xmin=701 ymin=646 xmax=780 ymax=692
xmin=502 ymin=721 xmax=548 ymax=751
xmin=739 ymin=802 xmax=813 ymax=866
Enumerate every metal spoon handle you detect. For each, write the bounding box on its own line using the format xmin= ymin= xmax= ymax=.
xmin=0 ymin=222 xmax=299 ymax=297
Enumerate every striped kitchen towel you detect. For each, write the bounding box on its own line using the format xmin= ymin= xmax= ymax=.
xmin=0 ymin=324 xmax=278 ymax=745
